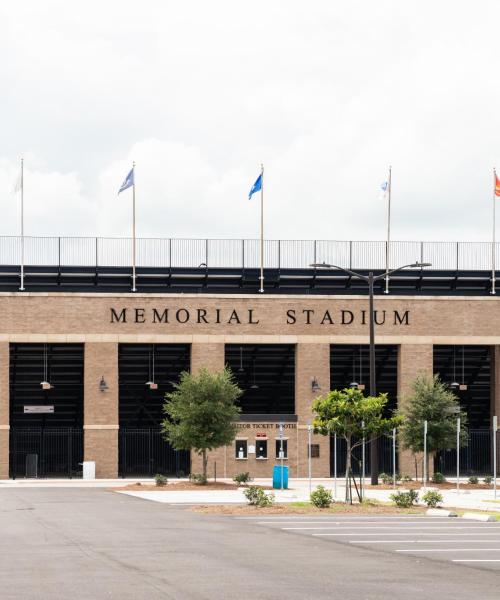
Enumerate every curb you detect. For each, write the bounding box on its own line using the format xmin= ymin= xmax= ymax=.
xmin=426 ymin=508 xmax=457 ymax=517
xmin=461 ymin=512 xmax=497 ymax=522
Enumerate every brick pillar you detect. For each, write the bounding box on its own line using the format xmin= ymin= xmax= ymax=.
xmin=84 ymin=343 xmax=118 ymax=478
xmin=0 ymin=343 xmax=9 ymax=479
xmin=295 ymin=343 xmax=330 ymax=478
xmin=397 ymin=344 xmax=433 ymax=479
xmin=190 ymin=342 xmax=225 ymax=474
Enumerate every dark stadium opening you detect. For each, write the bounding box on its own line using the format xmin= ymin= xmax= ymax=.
xmin=329 ymin=344 xmax=398 ymax=476
xmin=9 ymin=343 xmax=84 ymax=478
xmin=225 ymin=344 xmax=295 ymax=416
xmin=118 ymin=343 xmax=191 ymax=477
xmin=433 ymin=345 xmax=493 ymax=476
xmin=433 ymin=345 xmax=491 ymax=430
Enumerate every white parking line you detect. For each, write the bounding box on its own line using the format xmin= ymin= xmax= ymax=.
xmin=257 ymin=520 xmax=457 ymax=525
xmin=453 ymin=559 xmax=500 ymax=563
xmin=313 ymin=532 xmax=500 ymax=537
xmin=350 ymin=539 xmax=500 ymax=544
xmin=283 ymin=525 xmax=500 ymax=531
xmin=397 ymin=549 xmax=500 ymax=553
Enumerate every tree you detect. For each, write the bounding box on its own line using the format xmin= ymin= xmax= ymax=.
xmin=398 ymin=373 xmax=468 ymax=480
xmin=162 ymin=367 xmax=242 ymax=482
xmin=313 ymin=388 xmax=403 ymax=502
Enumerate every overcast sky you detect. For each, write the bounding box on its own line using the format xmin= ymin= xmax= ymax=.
xmin=1 ymin=1 xmax=499 ymax=242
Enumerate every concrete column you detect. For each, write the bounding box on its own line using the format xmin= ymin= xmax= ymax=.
xmin=397 ymin=343 xmax=433 ymax=478
xmin=84 ymin=343 xmax=118 ymax=478
xmin=190 ymin=342 xmax=225 ymax=474
xmin=295 ymin=343 xmax=330 ymax=478
xmin=0 ymin=343 xmax=9 ymax=479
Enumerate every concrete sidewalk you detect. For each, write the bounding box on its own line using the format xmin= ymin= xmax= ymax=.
xmin=2 ymin=476 xmax=500 ymax=511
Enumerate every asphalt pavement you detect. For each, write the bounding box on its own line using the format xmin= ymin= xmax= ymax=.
xmin=1 ymin=487 xmax=500 ymax=599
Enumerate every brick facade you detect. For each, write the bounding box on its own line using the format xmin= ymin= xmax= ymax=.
xmin=0 ymin=292 xmax=499 ymax=479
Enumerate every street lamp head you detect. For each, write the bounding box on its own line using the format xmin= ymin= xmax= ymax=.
xmin=410 ymin=261 xmax=432 ymax=268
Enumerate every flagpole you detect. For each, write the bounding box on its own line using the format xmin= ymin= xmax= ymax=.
xmin=20 ymin=158 xmax=25 ymax=292
xmin=132 ymin=161 xmax=137 ymax=292
xmin=492 ymin=168 xmax=496 ymax=295
xmin=259 ymin=163 xmax=264 ymax=293
xmin=384 ymin=166 xmax=392 ymax=294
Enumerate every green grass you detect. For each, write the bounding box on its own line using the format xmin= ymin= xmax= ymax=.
xmin=290 ymin=501 xmax=311 ymax=507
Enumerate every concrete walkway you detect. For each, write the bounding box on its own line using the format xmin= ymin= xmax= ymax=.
xmin=2 ymin=477 xmax=500 ymax=511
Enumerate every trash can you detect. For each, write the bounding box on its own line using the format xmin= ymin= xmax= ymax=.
xmin=82 ymin=461 xmax=96 ymax=480
xmin=272 ymin=465 xmax=289 ymax=489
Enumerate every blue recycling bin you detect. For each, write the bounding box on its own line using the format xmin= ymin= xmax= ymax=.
xmin=273 ymin=464 xmax=289 ymax=489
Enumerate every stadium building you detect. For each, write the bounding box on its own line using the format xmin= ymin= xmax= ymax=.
xmin=0 ymin=236 xmax=499 ymax=479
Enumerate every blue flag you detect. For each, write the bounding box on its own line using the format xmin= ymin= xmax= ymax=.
xmin=118 ymin=168 xmax=134 ymax=194
xmin=248 ymin=172 xmax=262 ymax=200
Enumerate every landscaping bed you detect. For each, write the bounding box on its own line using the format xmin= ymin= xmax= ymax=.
xmin=191 ymin=502 xmax=426 ymax=515
xmin=374 ymin=481 xmax=493 ymax=490
xmin=114 ymin=482 xmax=274 ymax=492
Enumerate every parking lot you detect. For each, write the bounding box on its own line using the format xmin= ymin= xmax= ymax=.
xmin=240 ymin=514 xmax=500 ymax=570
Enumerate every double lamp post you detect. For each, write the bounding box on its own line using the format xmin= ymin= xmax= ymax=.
xmin=310 ymin=260 xmax=431 ymax=485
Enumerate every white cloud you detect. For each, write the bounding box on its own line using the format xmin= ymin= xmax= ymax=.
xmin=1 ymin=1 xmax=500 ymax=244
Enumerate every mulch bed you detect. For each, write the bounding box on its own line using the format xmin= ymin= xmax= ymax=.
xmin=191 ymin=503 xmax=426 ymax=515
xmin=374 ymin=482 xmax=493 ymax=490
xmin=114 ymin=482 xmax=274 ymax=492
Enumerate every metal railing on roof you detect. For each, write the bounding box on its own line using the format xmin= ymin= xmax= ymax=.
xmin=0 ymin=236 xmax=497 ymax=271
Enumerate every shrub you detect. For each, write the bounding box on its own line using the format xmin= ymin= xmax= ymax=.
xmin=243 ymin=485 xmax=275 ymax=507
xmin=233 ymin=472 xmax=252 ymax=486
xmin=310 ymin=485 xmax=333 ymax=508
xmin=390 ymin=490 xmax=419 ymax=508
xmin=431 ymin=472 xmax=446 ymax=484
xmin=468 ymin=475 xmax=479 ymax=484
xmin=400 ymin=474 xmax=413 ymax=483
xmin=484 ymin=475 xmax=493 ymax=485
xmin=422 ymin=490 xmax=443 ymax=508
xmin=190 ymin=473 xmax=208 ymax=485
xmin=155 ymin=474 xmax=168 ymax=487
xmin=380 ymin=472 xmax=401 ymax=485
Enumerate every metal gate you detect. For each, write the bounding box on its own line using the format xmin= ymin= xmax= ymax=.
xmin=330 ymin=435 xmax=396 ymax=477
xmin=119 ymin=428 xmax=190 ymax=477
xmin=10 ymin=428 xmax=83 ymax=478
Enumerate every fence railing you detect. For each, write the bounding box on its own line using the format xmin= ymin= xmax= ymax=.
xmin=119 ymin=428 xmax=190 ymax=477
xmin=9 ymin=427 xmax=83 ymax=479
xmin=0 ymin=236 xmax=499 ymax=270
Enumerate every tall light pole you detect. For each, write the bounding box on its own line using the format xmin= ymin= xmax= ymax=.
xmin=310 ymin=260 xmax=431 ymax=484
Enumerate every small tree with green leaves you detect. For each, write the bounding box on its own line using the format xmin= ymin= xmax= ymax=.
xmin=162 ymin=367 xmax=242 ymax=482
xmin=399 ymin=373 xmax=468 ymax=481
xmin=313 ymin=388 xmax=403 ymax=502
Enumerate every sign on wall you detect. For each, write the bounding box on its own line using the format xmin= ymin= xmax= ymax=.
xmin=23 ymin=406 xmax=54 ymax=414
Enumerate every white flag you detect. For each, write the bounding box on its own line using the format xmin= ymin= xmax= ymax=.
xmin=13 ymin=169 xmax=22 ymax=194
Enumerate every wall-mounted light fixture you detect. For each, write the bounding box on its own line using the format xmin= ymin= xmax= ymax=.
xmin=311 ymin=377 xmax=321 ymax=393
xmin=99 ymin=376 xmax=109 ymax=392
xmin=145 ymin=344 xmax=158 ymax=390
xmin=40 ymin=343 xmax=53 ymax=389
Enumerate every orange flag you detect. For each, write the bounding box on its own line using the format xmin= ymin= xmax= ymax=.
xmin=495 ymin=172 xmax=500 ymax=197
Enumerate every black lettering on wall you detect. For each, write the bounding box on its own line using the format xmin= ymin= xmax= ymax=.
xmin=228 ymin=310 xmax=241 ymax=324
xmin=248 ymin=309 xmax=259 ymax=324
xmin=394 ymin=310 xmax=410 ymax=325
xmin=374 ymin=310 xmax=386 ymax=325
xmin=320 ymin=310 xmax=334 ymax=325
xmin=197 ymin=309 xmax=208 ymax=324
xmin=302 ymin=309 xmax=314 ymax=324
xmin=134 ymin=308 xmax=146 ymax=323
xmin=110 ymin=308 xmax=127 ymax=323
xmin=341 ymin=310 xmax=354 ymax=325
xmin=286 ymin=309 xmax=296 ymax=324
xmin=176 ymin=309 xmax=190 ymax=323
xmin=153 ymin=308 xmax=169 ymax=323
